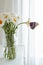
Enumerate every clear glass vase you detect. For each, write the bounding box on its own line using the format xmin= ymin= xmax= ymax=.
xmin=0 ymin=45 xmax=25 ymax=65
xmin=4 ymin=33 xmax=16 ymax=60
xmin=4 ymin=46 xmax=16 ymax=60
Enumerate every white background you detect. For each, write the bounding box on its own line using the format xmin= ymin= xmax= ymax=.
xmin=0 ymin=0 xmax=43 ymax=65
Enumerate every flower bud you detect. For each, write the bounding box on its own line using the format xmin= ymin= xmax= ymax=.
xmin=30 ymin=22 xmax=39 ymax=29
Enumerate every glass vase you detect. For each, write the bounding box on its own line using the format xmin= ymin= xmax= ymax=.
xmin=0 ymin=45 xmax=25 ymax=65
xmin=4 ymin=33 xmax=16 ymax=60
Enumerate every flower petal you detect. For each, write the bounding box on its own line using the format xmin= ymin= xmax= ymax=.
xmin=0 ymin=19 xmax=3 ymax=24
xmin=30 ymin=22 xmax=39 ymax=29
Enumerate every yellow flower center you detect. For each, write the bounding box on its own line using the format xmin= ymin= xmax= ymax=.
xmin=4 ymin=15 xmax=8 ymax=18
xmin=13 ymin=18 xmax=16 ymax=22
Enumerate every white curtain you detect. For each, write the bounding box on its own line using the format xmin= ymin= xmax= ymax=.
xmin=27 ymin=0 xmax=43 ymax=65
xmin=35 ymin=0 xmax=43 ymax=65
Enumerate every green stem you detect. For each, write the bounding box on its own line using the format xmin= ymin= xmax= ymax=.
xmin=17 ymin=22 xmax=27 ymax=26
xmin=17 ymin=21 xmax=30 ymax=27
xmin=4 ymin=33 xmax=16 ymax=60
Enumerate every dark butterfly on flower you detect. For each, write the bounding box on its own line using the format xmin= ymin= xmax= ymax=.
xmin=30 ymin=22 xmax=39 ymax=29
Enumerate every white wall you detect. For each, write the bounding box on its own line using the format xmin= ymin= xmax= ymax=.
xmin=0 ymin=0 xmax=18 ymax=13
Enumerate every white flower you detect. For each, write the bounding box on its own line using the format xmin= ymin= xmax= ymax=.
xmin=0 ymin=13 xmax=20 ymax=27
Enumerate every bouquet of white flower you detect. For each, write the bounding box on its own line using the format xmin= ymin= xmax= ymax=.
xmin=0 ymin=13 xmax=39 ymax=60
